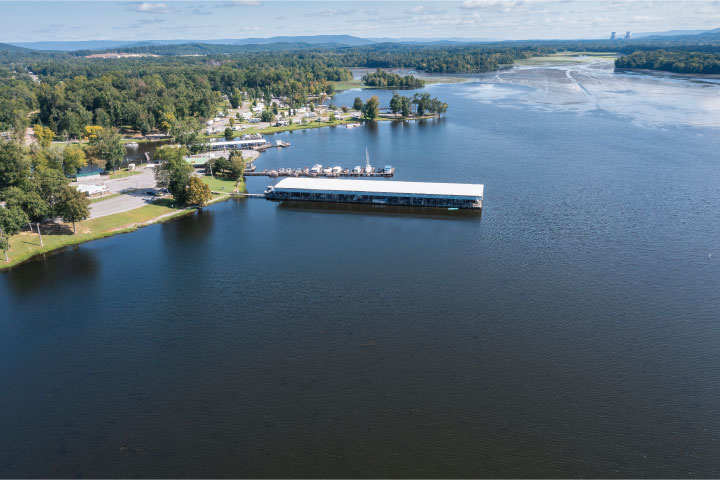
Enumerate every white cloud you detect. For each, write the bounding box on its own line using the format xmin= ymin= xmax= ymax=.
xmin=460 ymin=0 xmax=527 ymax=9
xmin=125 ymin=2 xmax=173 ymax=14
xmin=218 ymin=0 xmax=263 ymax=6
xmin=304 ymin=9 xmax=356 ymax=17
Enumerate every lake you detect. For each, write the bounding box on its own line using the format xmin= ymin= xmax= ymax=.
xmin=2 ymin=58 xmax=720 ymax=478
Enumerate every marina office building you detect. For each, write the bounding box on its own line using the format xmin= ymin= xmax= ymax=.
xmin=265 ymin=178 xmax=484 ymax=209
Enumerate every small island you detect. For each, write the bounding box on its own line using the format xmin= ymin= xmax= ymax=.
xmin=361 ymin=68 xmax=426 ymax=89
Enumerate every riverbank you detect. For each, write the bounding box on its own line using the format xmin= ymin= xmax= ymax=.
xmin=0 ymin=191 xmax=237 ymax=271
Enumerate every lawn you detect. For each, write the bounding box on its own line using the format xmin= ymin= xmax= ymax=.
xmin=2 ymin=199 xmax=187 ymax=270
xmin=108 ymin=169 xmax=142 ymax=180
xmin=201 ymin=175 xmax=242 ymax=193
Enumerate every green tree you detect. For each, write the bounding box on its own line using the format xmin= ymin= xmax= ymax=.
xmin=0 ymin=140 xmax=31 ymax=190
xmin=2 ymin=187 xmax=50 ymax=246
xmin=412 ymin=93 xmax=432 ymax=116
xmin=56 ymin=186 xmax=90 ymax=233
xmin=186 ymin=176 xmax=212 ymax=208
xmin=353 ymin=97 xmax=363 ymax=110
xmin=228 ymin=151 xmax=246 ymax=181
xmin=62 ymin=143 xmax=87 ymax=176
xmin=224 ymin=127 xmax=233 ymax=141
xmin=32 ymin=168 xmax=68 ymax=215
xmin=362 ymin=96 xmax=380 ymax=120
xmin=88 ymin=128 xmax=124 ymax=172
xmin=171 ymin=118 xmax=207 ymax=155
xmin=389 ymin=91 xmax=402 ymax=115
xmin=261 ymin=110 xmax=274 ymax=123
xmin=154 ymin=146 xmax=193 ymax=205
xmin=400 ymin=96 xmax=412 ymax=117
xmin=0 ymin=205 xmax=29 ymax=261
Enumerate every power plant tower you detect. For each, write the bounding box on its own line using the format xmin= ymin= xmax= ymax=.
xmin=610 ymin=32 xmax=617 ymax=40
xmin=624 ymin=31 xmax=631 ymax=40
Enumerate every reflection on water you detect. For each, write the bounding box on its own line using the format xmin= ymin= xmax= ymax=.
xmin=5 ymin=247 xmax=99 ymax=296
xmin=276 ymin=200 xmax=482 ymax=220
xmin=465 ymin=58 xmax=720 ymax=128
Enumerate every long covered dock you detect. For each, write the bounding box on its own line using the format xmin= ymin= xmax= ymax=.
xmin=264 ymin=178 xmax=484 ymax=209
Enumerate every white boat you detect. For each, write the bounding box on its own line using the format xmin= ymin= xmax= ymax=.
xmin=353 ymin=166 xmax=362 ymax=174
xmin=364 ymin=148 xmax=373 ymax=173
xmin=345 ymin=123 xmax=361 ymax=128
xmin=332 ymin=166 xmax=342 ymax=174
xmin=125 ymin=142 xmax=139 ymax=148
xmin=323 ymin=167 xmax=333 ymax=174
xmin=311 ymin=164 xmax=322 ymax=174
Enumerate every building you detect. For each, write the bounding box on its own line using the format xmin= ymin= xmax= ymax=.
xmin=75 ymin=184 xmax=110 ymax=198
xmin=610 ymin=32 xmax=617 ymax=40
xmin=207 ymin=138 xmax=269 ymax=150
xmin=265 ymin=178 xmax=484 ymax=209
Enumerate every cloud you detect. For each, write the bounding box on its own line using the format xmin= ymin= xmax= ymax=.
xmin=303 ymin=9 xmax=356 ymax=17
xmin=124 ymin=2 xmax=174 ymax=14
xmin=217 ymin=0 xmax=263 ymax=7
xmin=406 ymin=6 xmax=445 ymax=15
xmin=460 ymin=0 xmax=527 ymax=9
xmin=191 ymin=7 xmax=212 ymax=15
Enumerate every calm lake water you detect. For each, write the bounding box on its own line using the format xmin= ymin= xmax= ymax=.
xmin=2 ymin=60 xmax=720 ymax=478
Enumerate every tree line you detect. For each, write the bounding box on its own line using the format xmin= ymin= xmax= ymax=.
xmin=353 ymin=92 xmax=448 ymax=120
xmin=361 ymin=68 xmax=425 ymax=88
xmin=615 ymin=50 xmax=720 ymax=74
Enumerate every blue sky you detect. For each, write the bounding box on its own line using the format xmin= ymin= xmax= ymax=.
xmin=1 ymin=1 xmax=719 ymax=42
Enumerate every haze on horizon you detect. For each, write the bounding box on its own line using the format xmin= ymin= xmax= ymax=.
xmin=1 ymin=0 xmax=719 ymax=44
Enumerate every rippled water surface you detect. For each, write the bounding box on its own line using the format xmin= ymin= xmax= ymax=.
xmin=2 ymin=62 xmax=720 ymax=478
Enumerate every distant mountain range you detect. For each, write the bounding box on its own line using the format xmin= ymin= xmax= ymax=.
xmin=7 ymin=29 xmax=720 ymax=52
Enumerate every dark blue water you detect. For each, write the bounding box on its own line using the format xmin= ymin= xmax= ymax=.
xmin=2 ymin=80 xmax=720 ymax=478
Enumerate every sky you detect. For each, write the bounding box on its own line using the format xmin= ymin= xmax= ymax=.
xmin=1 ymin=0 xmax=719 ymax=43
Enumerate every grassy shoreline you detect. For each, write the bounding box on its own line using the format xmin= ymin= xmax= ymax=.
xmin=0 ymin=191 xmax=241 ymax=271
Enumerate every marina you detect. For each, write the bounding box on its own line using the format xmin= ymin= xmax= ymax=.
xmin=264 ymin=178 xmax=484 ymax=209
xmin=245 ymin=164 xmax=395 ymax=178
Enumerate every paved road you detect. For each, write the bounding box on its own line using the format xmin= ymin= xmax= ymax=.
xmin=89 ymin=190 xmax=161 ymax=219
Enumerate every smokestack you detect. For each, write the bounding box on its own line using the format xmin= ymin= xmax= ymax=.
xmin=610 ymin=32 xmax=617 ymax=40
xmin=624 ymin=31 xmax=631 ymax=40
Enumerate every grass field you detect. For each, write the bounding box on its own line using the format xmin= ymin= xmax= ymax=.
xmin=201 ymin=175 xmax=241 ymax=193
xmin=108 ymin=169 xmax=142 ymax=180
xmin=1 ymin=199 xmax=188 ymax=270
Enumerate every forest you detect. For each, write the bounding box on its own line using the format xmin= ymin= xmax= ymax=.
xmin=361 ymin=69 xmax=425 ymax=88
xmin=614 ymin=50 xmax=720 ymax=74
xmin=2 ymin=37 xmax=720 ymax=138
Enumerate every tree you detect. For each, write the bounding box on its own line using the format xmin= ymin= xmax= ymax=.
xmin=224 ymin=127 xmax=233 ymax=141
xmin=341 ymin=106 xmax=349 ymax=113
xmin=389 ymin=92 xmax=402 ymax=115
xmin=87 ymin=127 xmax=123 ymax=172
xmin=186 ymin=176 xmax=212 ymax=208
xmin=0 ymin=206 xmax=29 ymax=261
xmin=171 ymin=118 xmax=207 ymax=155
xmin=261 ymin=110 xmax=274 ymax=123
xmin=32 ymin=168 xmax=68 ymax=215
xmin=62 ymin=144 xmax=87 ymax=176
xmin=412 ymin=93 xmax=432 ymax=116
xmin=2 ymin=187 xmax=50 ymax=246
xmin=33 ymin=124 xmax=55 ymax=148
xmin=329 ymin=112 xmax=337 ymax=122
xmin=228 ymin=151 xmax=245 ymax=181
xmin=22 ymin=192 xmax=50 ymax=246
xmin=229 ymin=117 xmax=235 ymax=128
xmin=0 ymin=140 xmax=31 ymax=190
xmin=56 ymin=186 xmax=90 ymax=233
xmin=400 ymin=96 xmax=412 ymax=117
xmin=353 ymin=97 xmax=363 ymax=110
xmin=154 ymin=146 xmax=193 ymax=205
xmin=362 ymin=96 xmax=380 ymax=120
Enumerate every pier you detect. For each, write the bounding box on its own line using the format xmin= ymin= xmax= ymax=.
xmin=245 ymin=166 xmax=395 ymax=178
xmin=264 ymin=178 xmax=483 ymax=209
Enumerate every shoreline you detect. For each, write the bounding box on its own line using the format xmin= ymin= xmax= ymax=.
xmin=0 ymin=192 xmax=236 ymax=272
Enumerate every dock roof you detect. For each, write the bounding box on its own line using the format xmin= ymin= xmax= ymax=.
xmin=272 ymin=178 xmax=484 ymax=198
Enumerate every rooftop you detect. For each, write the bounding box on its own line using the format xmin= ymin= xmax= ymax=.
xmin=272 ymin=178 xmax=484 ymax=198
